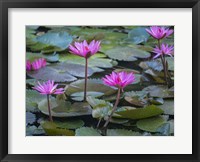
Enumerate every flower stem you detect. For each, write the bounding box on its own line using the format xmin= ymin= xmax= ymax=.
xmin=84 ymin=58 xmax=88 ymax=101
xmin=158 ymin=40 xmax=168 ymax=85
xmin=103 ymin=88 xmax=121 ymax=131
xmin=47 ymin=94 xmax=53 ymax=122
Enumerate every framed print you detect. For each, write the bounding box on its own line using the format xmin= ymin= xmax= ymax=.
xmin=0 ymin=0 xmax=199 ymax=161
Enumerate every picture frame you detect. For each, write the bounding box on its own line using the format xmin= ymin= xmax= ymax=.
xmin=0 ymin=0 xmax=199 ymax=161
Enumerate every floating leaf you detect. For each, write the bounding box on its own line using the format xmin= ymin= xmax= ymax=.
xmin=149 ymin=97 xmax=164 ymax=105
xmin=26 ymin=90 xmax=46 ymax=112
xmin=107 ymin=129 xmax=141 ymax=136
xmin=38 ymin=98 xmax=92 ymax=117
xmin=59 ymin=53 xmax=115 ymax=69
xmin=34 ymin=31 xmax=73 ymax=50
xmin=71 ymin=91 xmax=104 ymax=101
xmin=124 ymin=91 xmax=149 ymax=107
xmin=75 ymin=127 xmax=101 ymax=136
xmin=115 ymin=105 xmax=164 ymax=119
xmin=127 ymin=27 xmax=149 ymax=44
xmin=26 ymin=125 xmax=45 ymax=136
xmin=87 ymin=96 xmax=113 ymax=118
xmin=26 ymin=52 xmax=59 ymax=63
xmin=143 ymin=85 xmax=174 ymax=98
xmin=105 ymin=47 xmax=150 ymax=61
xmin=159 ymin=100 xmax=174 ymax=115
xmin=54 ymin=120 xmax=84 ymax=129
xmin=139 ymin=57 xmax=174 ymax=72
xmin=136 ymin=116 xmax=167 ymax=132
xmin=156 ymin=122 xmax=170 ymax=136
xmin=41 ymin=121 xmax=75 ymax=136
xmin=66 ymin=79 xmax=117 ymax=96
xmin=26 ymin=112 xmax=36 ymax=125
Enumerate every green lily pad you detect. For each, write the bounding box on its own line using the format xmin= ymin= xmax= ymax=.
xmin=26 ymin=52 xmax=59 ymax=63
xmin=124 ymin=91 xmax=149 ymax=107
xmin=149 ymin=97 xmax=164 ymax=105
xmin=54 ymin=120 xmax=84 ymax=129
xmin=75 ymin=127 xmax=102 ymax=136
xmin=26 ymin=125 xmax=45 ymax=136
xmin=143 ymin=85 xmax=174 ymax=98
xmin=87 ymin=96 xmax=113 ymax=119
xmin=115 ymin=105 xmax=164 ymax=119
xmin=127 ymin=27 xmax=149 ymax=44
xmin=34 ymin=31 xmax=73 ymax=50
xmin=136 ymin=116 xmax=167 ymax=132
xmin=159 ymin=100 xmax=174 ymax=115
xmin=41 ymin=121 xmax=75 ymax=136
xmin=66 ymin=79 xmax=117 ymax=96
xmin=107 ymin=129 xmax=141 ymax=136
xmin=26 ymin=112 xmax=36 ymax=125
xmin=70 ymin=91 xmax=104 ymax=101
xmin=59 ymin=53 xmax=115 ymax=69
xmin=139 ymin=57 xmax=174 ymax=72
xmin=27 ymin=66 xmax=77 ymax=82
xmin=38 ymin=98 xmax=92 ymax=117
xmin=26 ymin=90 xmax=46 ymax=112
xmin=105 ymin=47 xmax=150 ymax=61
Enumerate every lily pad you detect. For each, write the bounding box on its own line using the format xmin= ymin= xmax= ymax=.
xmin=136 ymin=116 xmax=167 ymax=132
xmin=27 ymin=66 xmax=77 ymax=82
xmin=26 ymin=125 xmax=45 ymax=136
xmin=38 ymin=98 xmax=92 ymax=117
xmin=34 ymin=31 xmax=73 ymax=50
xmin=75 ymin=127 xmax=101 ymax=136
xmin=143 ymin=85 xmax=174 ymax=98
xmin=26 ymin=52 xmax=59 ymax=63
xmin=115 ymin=105 xmax=164 ymax=119
xmin=107 ymin=129 xmax=141 ymax=136
xmin=54 ymin=120 xmax=84 ymax=129
xmin=59 ymin=53 xmax=115 ymax=69
xmin=26 ymin=90 xmax=46 ymax=112
xmin=124 ymin=91 xmax=149 ymax=107
xmin=159 ymin=100 xmax=174 ymax=115
xmin=139 ymin=57 xmax=174 ymax=72
xmin=127 ymin=27 xmax=149 ymax=44
xmin=66 ymin=79 xmax=117 ymax=96
xmin=41 ymin=121 xmax=75 ymax=136
xmin=70 ymin=91 xmax=104 ymax=101
xmin=26 ymin=112 xmax=36 ymax=125
xmin=87 ymin=96 xmax=113 ymax=118
xmin=105 ymin=47 xmax=150 ymax=61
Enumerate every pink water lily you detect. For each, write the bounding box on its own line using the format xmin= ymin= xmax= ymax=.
xmin=153 ymin=43 xmax=174 ymax=59
xmin=102 ymin=71 xmax=135 ymax=90
xmin=33 ymin=80 xmax=64 ymax=122
xmin=26 ymin=60 xmax=32 ymax=71
xmin=69 ymin=40 xmax=101 ymax=58
xmin=31 ymin=58 xmax=46 ymax=70
xmin=69 ymin=40 xmax=101 ymax=101
xmin=102 ymin=71 xmax=135 ymax=133
xmin=146 ymin=26 xmax=173 ymax=40
xmin=33 ymin=80 xmax=64 ymax=95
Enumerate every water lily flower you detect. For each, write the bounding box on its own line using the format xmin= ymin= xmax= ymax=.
xmin=26 ymin=60 xmax=32 ymax=71
xmin=69 ymin=40 xmax=101 ymax=101
xmin=102 ymin=71 xmax=135 ymax=132
xmin=33 ymin=80 xmax=64 ymax=95
xmin=33 ymin=80 xmax=64 ymax=121
xmin=146 ymin=26 xmax=173 ymax=40
xmin=31 ymin=58 xmax=46 ymax=70
xmin=102 ymin=71 xmax=135 ymax=91
xmin=69 ymin=40 xmax=101 ymax=58
xmin=153 ymin=43 xmax=174 ymax=59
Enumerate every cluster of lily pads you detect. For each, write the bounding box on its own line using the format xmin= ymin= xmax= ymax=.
xmin=26 ymin=26 xmax=174 ymax=136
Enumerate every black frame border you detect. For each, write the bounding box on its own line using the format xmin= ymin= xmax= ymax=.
xmin=0 ymin=0 xmax=199 ymax=161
